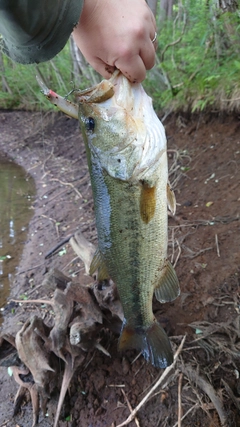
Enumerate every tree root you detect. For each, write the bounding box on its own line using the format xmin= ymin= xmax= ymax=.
xmin=1 ymin=231 xmax=123 ymax=426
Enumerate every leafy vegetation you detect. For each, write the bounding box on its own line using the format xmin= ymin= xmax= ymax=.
xmin=0 ymin=0 xmax=240 ymax=112
xmin=0 ymin=42 xmax=91 ymax=110
xmin=145 ymin=0 xmax=240 ymax=112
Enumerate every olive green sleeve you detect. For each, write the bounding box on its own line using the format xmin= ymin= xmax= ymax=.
xmin=0 ymin=0 xmax=84 ymax=64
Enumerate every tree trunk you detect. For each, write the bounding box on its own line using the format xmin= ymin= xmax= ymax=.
xmin=148 ymin=0 xmax=158 ymax=15
xmin=69 ymin=36 xmax=100 ymax=86
xmin=219 ymin=0 xmax=238 ymax=12
xmin=207 ymin=0 xmax=238 ymax=12
xmin=159 ymin=0 xmax=174 ymax=21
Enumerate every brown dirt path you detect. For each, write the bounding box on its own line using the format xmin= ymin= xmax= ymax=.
xmin=0 ymin=110 xmax=239 ymax=427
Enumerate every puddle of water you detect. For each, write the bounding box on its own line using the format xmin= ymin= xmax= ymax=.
xmin=0 ymin=156 xmax=35 ymax=324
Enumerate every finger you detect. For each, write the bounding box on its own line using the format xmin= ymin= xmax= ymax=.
xmin=83 ymin=55 xmax=116 ymax=79
xmin=140 ymin=41 xmax=156 ymax=70
xmin=114 ymin=54 xmax=147 ymax=83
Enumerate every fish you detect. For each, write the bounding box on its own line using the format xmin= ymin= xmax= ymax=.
xmin=38 ymin=71 xmax=180 ymax=368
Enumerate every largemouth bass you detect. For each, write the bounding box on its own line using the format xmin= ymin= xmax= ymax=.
xmin=38 ymin=71 xmax=180 ymax=368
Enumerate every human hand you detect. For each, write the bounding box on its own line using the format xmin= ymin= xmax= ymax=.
xmin=73 ymin=0 xmax=157 ymax=83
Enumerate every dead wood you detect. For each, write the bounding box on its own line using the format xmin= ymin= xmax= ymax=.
xmin=15 ymin=316 xmax=55 ymax=391
xmin=11 ymin=365 xmax=39 ymax=427
xmin=93 ymin=280 xmax=124 ymax=322
xmin=0 ymin=335 xmax=20 ymax=367
xmin=47 ymin=286 xmax=74 ymax=362
xmin=1 ymin=231 xmax=124 ymax=427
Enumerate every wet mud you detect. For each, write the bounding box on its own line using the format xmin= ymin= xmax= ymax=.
xmin=0 ymin=156 xmax=35 ymax=324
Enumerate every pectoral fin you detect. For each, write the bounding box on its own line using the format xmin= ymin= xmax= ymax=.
xmin=167 ymin=182 xmax=176 ymax=215
xmin=89 ymin=248 xmax=109 ymax=281
xmin=140 ymin=182 xmax=156 ymax=224
xmin=154 ymin=260 xmax=180 ymax=303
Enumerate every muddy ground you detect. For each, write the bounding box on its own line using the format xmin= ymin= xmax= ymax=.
xmin=0 ymin=109 xmax=239 ymax=427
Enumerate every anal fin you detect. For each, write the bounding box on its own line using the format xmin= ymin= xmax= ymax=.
xmin=89 ymin=248 xmax=109 ymax=281
xmin=155 ymin=260 xmax=180 ymax=303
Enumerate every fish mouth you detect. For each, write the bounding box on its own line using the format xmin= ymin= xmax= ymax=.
xmin=109 ymin=71 xmax=146 ymax=114
xmin=76 ymin=70 xmax=142 ymax=113
xmin=76 ymin=78 xmax=115 ymax=105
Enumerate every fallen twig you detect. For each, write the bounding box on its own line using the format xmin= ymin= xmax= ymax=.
xmin=221 ymin=379 xmax=240 ymax=411
xmin=16 ymin=263 xmax=45 ymax=275
xmin=40 ymin=214 xmax=60 ymax=237
xmin=0 ymin=419 xmax=11 ymax=427
xmin=121 ymin=389 xmax=140 ymax=427
xmin=45 ymin=233 xmax=74 ymax=259
xmin=173 ymin=239 xmax=181 ymax=268
xmin=50 ymin=177 xmax=82 ymax=198
xmin=215 ymin=234 xmax=220 ymax=257
xmin=182 ymin=245 xmax=212 ymax=259
xmin=181 ymin=365 xmax=228 ymax=426
xmin=177 ymin=373 xmax=183 ymax=427
xmin=172 ymin=403 xmax=199 ymax=427
xmin=116 ymin=336 xmax=186 ymax=427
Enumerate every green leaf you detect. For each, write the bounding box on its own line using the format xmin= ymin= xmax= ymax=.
xmin=59 ymin=247 xmax=67 ymax=256
xmin=8 ymin=367 xmax=13 ymax=377
xmin=19 ymin=294 xmax=28 ymax=300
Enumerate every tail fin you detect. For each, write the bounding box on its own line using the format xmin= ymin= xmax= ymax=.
xmin=118 ymin=320 xmax=173 ymax=368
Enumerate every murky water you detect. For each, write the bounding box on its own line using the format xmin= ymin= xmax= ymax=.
xmin=0 ymin=156 xmax=35 ymax=324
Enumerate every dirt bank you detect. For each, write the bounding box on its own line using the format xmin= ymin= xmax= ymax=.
xmin=0 ymin=110 xmax=239 ymax=427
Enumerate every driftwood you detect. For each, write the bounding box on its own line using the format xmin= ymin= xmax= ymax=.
xmin=0 ymin=231 xmax=123 ymax=427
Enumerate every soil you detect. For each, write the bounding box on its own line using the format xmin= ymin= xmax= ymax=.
xmin=0 ymin=109 xmax=239 ymax=427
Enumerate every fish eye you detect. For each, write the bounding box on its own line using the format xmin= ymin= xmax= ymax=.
xmin=85 ymin=117 xmax=95 ymax=132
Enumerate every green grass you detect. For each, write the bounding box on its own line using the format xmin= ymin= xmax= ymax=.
xmin=0 ymin=42 xmax=93 ymax=111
